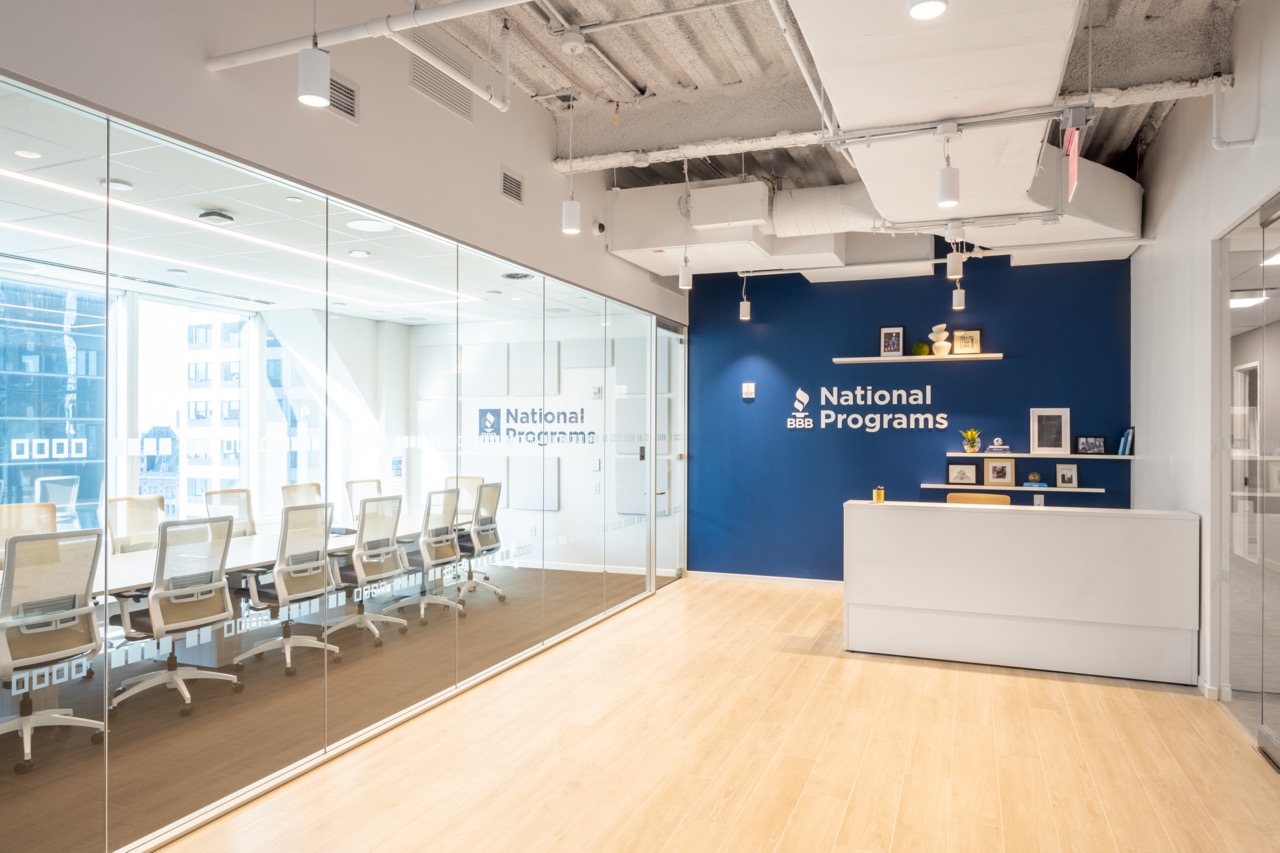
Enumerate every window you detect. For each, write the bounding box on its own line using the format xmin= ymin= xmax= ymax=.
xmin=187 ymin=401 xmax=212 ymax=422
xmin=187 ymin=477 xmax=210 ymax=498
xmin=266 ymin=358 xmax=283 ymax=385
xmin=221 ymin=321 xmax=244 ymax=347
xmin=221 ymin=361 xmax=240 ymax=387
xmin=222 ymin=438 xmax=240 ymax=464
xmin=187 ymin=362 xmax=209 ymax=384
xmin=221 ymin=400 xmax=240 ymax=423
xmin=220 ymin=478 xmax=240 ymax=489
xmin=188 ymin=324 xmax=212 ymax=347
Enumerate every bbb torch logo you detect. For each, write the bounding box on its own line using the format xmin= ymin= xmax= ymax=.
xmin=787 ymin=388 xmax=813 ymax=429
xmin=479 ymin=409 xmax=501 ymax=441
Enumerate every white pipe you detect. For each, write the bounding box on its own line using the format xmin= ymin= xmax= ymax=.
xmin=765 ymin=0 xmax=836 ymax=137
xmin=208 ymin=0 xmax=515 ymax=72
xmin=1212 ymin=76 xmax=1255 ymax=151
xmin=388 ymin=26 xmax=511 ymax=111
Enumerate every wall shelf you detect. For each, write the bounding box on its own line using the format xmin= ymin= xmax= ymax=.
xmin=832 ymin=353 xmax=1004 ymax=364
xmin=920 ymin=483 xmax=1106 ymax=494
xmin=945 ymin=452 xmax=1132 ymax=461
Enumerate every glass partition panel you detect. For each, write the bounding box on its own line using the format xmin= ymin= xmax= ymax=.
xmin=604 ymin=302 xmax=653 ymax=609
xmin=323 ymin=200 xmax=461 ymax=740
xmin=0 ymin=80 xmax=108 ymax=852
xmin=655 ymin=325 xmax=686 ymax=588
xmin=541 ymin=279 xmax=607 ymax=638
xmin=103 ymin=122 xmax=329 ymax=849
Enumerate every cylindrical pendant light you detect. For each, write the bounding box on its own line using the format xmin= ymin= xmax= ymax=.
xmin=952 ymin=283 xmax=966 ymax=311
xmin=562 ymin=198 xmax=581 ymax=235
xmin=739 ymin=300 xmax=751 ymax=321
xmin=297 ymin=47 xmax=331 ymax=107
xmin=946 ymin=251 xmax=964 ymax=280
xmin=937 ymin=161 xmax=960 ymax=208
xmin=678 ymin=261 xmax=692 ymax=290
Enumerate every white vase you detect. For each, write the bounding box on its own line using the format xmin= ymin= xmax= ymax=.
xmin=933 ymin=340 xmax=952 ymax=356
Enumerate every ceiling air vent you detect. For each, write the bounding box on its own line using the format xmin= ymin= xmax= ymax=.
xmin=501 ymin=169 xmax=523 ymax=205
xmin=328 ymin=76 xmax=358 ymax=122
xmin=650 ymin=272 xmax=682 ymax=293
xmin=410 ymin=33 xmax=473 ymax=121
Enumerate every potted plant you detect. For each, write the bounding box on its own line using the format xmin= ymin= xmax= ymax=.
xmin=959 ymin=428 xmax=981 ymax=453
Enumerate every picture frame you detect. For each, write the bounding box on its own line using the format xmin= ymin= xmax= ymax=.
xmin=1030 ymin=408 xmax=1071 ymax=455
xmin=1076 ymin=435 xmax=1107 ymax=455
xmin=952 ymin=329 xmax=981 ymax=355
xmin=947 ymin=463 xmax=978 ymax=485
xmin=879 ymin=325 xmax=904 ymax=357
xmin=1056 ymin=463 xmax=1079 ymax=488
xmin=984 ymin=457 xmax=1015 ymax=486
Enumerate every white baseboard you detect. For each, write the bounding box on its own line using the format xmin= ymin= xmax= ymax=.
xmin=1198 ymin=675 xmax=1221 ymax=700
xmin=686 ymin=570 xmax=842 ymax=588
xmin=1220 ymin=682 xmax=1233 ymax=702
xmin=511 ymin=560 xmax=678 ymax=578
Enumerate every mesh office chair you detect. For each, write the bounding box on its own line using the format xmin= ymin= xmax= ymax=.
xmin=106 ymin=495 xmax=166 ymax=554
xmin=0 ymin=529 xmax=105 ymax=774
xmin=0 ymin=503 xmax=56 ymax=552
xmin=282 ymin=482 xmax=322 ymax=508
xmin=34 ymin=475 xmax=79 ymax=529
xmin=945 ymin=493 xmax=1012 ymax=505
xmin=456 ymin=482 xmax=505 ymax=606
xmin=446 ymin=476 xmax=483 ymax=525
xmin=234 ymin=503 xmax=340 ymax=675
xmin=408 ymin=489 xmax=467 ymax=625
xmin=324 ymin=495 xmax=408 ymax=646
xmin=345 ymin=479 xmax=381 ymax=525
xmin=204 ymin=488 xmax=257 ymax=537
xmin=110 ymin=517 xmax=243 ymax=716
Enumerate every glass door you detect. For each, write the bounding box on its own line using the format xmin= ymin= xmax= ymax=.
xmin=1259 ymin=196 xmax=1280 ymax=764
xmin=655 ymin=324 xmax=686 ymax=588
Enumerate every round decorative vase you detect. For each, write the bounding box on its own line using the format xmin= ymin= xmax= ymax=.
xmin=964 ymin=443 xmax=979 ymax=453
xmin=933 ymin=340 xmax=952 ymax=356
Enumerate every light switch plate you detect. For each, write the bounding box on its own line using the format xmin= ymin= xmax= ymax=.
xmin=1033 ymin=494 xmax=1045 ymax=507
xmin=742 ymin=382 xmax=756 ymax=400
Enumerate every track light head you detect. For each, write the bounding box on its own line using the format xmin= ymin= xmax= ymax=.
xmin=937 ymin=163 xmax=960 ymax=208
xmin=297 ymin=47 xmax=331 ymax=107
xmin=946 ymin=251 xmax=964 ymax=281
xmin=952 ymin=282 xmax=966 ymax=311
xmin=909 ymin=0 xmax=949 ymax=20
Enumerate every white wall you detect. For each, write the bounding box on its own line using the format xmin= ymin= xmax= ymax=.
xmin=0 ymin=0 xmax=687 ymax=325
xmin=1131 ymin=0 xmax=1280 ymax=695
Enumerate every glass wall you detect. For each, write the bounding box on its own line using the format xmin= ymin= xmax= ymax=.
xmin=0 ymin=76 xmax=678 ymax=851
xmin=1223 ymin=193 xmax=1280 ymax=763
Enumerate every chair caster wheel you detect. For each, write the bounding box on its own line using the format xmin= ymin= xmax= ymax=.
xmin=82 ymin=668 xmax=95 ymax=680
xmin=373 ymin=638 xmax=384 ymax=648
xmin=179 ymin=705 xmax=193 ymax=717
xmin=398 ymin=625 xmax=408 ymax=635
xmin=457 ymin=598 xmax=466 ymax=608
xmin=458 ymin=608 xmax=467 ymax=618
xmin=332 ymin=654 xmax=342 ymax=663
xmin=419 ymin=618 xmax=429 ymax=626
xmin=91 ymin=731 xmax=104 ymax=745
xmin=497 ymin=594 xmax=507 ymax=602
xmin=233 ymin=662 xmax=245 ymax=673
xmin=107 ymin=706 xmax=117 ymax=718
xmin=113 ymin=687 xmax=124 ymax=698
xmin=285 ymin=666 xmax=296 ymax=676
xmin=255 ymin=652 xmax=266 ymax=660
xmin=14 ymin=760 xmax=32 ymax=774
xmin=231 ymin=681 xmax=245 ymax=693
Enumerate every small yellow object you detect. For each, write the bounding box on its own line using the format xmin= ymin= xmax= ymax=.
xmin=873 ymin=487 xmax=885 ymax=504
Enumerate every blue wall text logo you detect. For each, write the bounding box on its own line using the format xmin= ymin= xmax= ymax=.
xmin=479 ymin=408 xmax=501 ymax=439
xmin=787 ymin=388 xmax=813 ymax=429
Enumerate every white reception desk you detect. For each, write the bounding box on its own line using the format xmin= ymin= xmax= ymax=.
xmin=844 ymin=501 xmax=1200 ymax=684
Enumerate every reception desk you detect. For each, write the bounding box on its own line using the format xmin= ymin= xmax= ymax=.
xmin=844 ymin=500 xmax=1200 ymax=684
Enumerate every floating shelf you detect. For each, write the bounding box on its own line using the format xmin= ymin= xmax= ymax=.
xmin=920 ymin=483 xmax=1106 ymax=494
xmin=832 ymin=353 xmax=1004 ymax=364
xmin=945 ymin=452 xmax=1132 ymax=461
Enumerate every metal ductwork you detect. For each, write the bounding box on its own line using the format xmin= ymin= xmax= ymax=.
xmin=772 ymin=183 xmax=877 ymax=239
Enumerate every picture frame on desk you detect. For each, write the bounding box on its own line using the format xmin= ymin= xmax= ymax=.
xmin=985 ymin=457 xmax=1015 ymax=486
xmin=953 ymin=329 xmax=981 ymax=354
xmin=947 ymin=463 xmax=978 ymax=485
xmin=879 ymin=325 xmax=904 ymax=357
xmin=1056 ymin=464 xmax=1078 ymax=488
xmin=1076 ymin=435 xmax=1106 ymax=455
xmin=1030 ymin=408 xmax=1071 ymax=455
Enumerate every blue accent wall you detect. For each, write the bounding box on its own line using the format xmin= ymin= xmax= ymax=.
xmin=687 ymin=256 xmax=1131 ymax=581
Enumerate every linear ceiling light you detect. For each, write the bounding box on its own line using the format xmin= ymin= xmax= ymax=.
xmin=1230 ymin=295 xmax=1268 ymax=309
xmin=909 ymin=0 xmax=948 ymax=20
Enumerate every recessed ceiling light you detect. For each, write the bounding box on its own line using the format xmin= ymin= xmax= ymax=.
xmin=166 ymin=268 xmax=188 ymax=276
xmin=346 ymin=219 xmax=394 ymax=233
xmin=13 ymin=150 xmax=41 ymax=160
xmin=501 ymin=272 xmax=534 ymax=280
xmin=909 ymin=0 xmax=948 ymax=20
xmin=199 ymin=209 xmax=235 ymax=225
xmin=347 ymin=249 xmax=371 ymax=258
xmin=1230 ymin=296 xmax=1268 ymax=309
xmin=99 ymin=178 xmax=134 ymax=192
xmin=332 ymin=301 xmax=347 ymax=307
xmin=1264 ymin=251 xmax=1280 ymax=266
xmin=285 ymin=196 xmax=304 ymax=204
xmin=511 ymin=296 xmax=523 ymax=301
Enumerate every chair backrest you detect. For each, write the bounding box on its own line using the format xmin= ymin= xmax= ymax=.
xmin=352 ymin=495 xmax=403 ymax=585
xmin=148 ymin=516 xmax=234 ymax=637
xmin=345 ymin=479 xmax=382 ymax=523
xmin=470 ymin=482 xmax=502 ymax=556
xmin=273 ymin=503 xmax=334 ymax=607
xmin=0 ymin=529 xmax=103 ymax=677
xmin=420 ymin=489 xmax=460 ymax=568
xmin=282 ymin=482 xmax=322 ymax=508
xmin=945 ymin=492 xmax=1012 ymax=505
xmin=106 ymin=495 xmax=167 ymax=554
xmin=35 ymin=475 xmax=79 ymax=521
xmin=0 ymin=503 xmax=56 ymax=550
xmin=205 ymin=488 xmax=256 ymax=537
xmin=445 ymin=476 xmax=483 ymax=517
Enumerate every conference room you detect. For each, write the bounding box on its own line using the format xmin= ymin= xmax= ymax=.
xmin=0 ymin=77 xmax=685 ymax=850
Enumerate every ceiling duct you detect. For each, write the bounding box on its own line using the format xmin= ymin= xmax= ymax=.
xmin=773 ymin=183 xmax=877 ymax=239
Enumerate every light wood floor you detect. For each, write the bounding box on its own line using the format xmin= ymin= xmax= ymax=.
xmin=161 ymin=577 xmax=1280 ymax=853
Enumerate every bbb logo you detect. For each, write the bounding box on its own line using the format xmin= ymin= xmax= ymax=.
xmin=479 ymin=409 xmax=501 ymax=439
xmin=787 ymin=388 xmax=813 ymax=429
